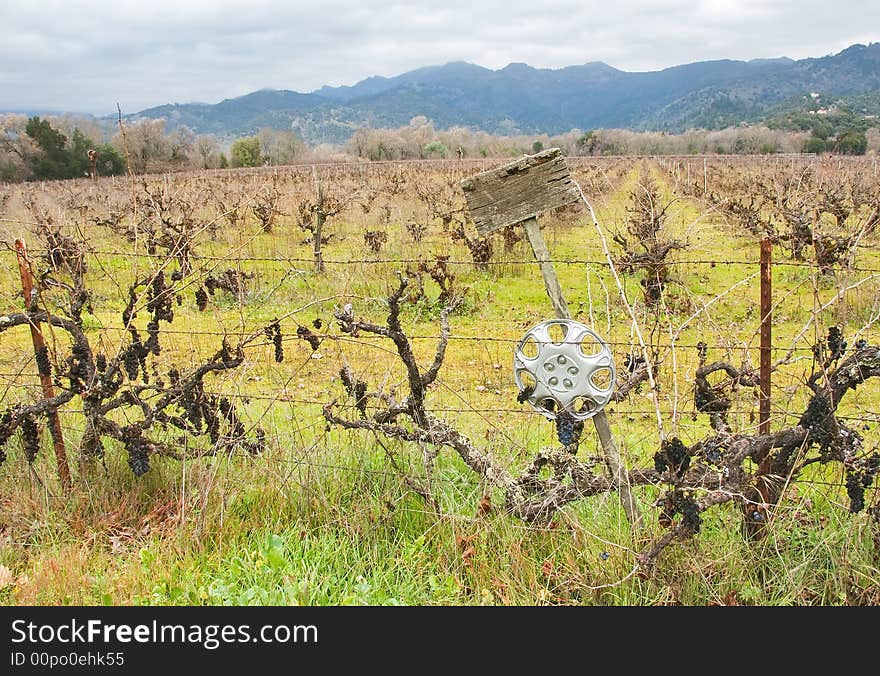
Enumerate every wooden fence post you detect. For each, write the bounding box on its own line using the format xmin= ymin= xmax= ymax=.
xmin=759 ymin=238 xmax=772 ymax=435
xmin=703 ymin=157 xmax=708 ymax=195
xmin=14 ymin=239 xmax=72 ymax=493
xmin=312 ymin=168 xmax=325 ymax=273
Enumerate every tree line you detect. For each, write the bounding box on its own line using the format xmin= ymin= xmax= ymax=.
xmin=2 ymin=112 xmax=877 ymax=184
xmin=345 ymin=116 xmax=878 ymax=160
xmin=0 ymin=115 xmax=309 ymax=182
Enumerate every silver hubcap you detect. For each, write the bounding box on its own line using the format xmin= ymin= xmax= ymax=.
xmin=513 ymin=319 xmax=616 ymax=420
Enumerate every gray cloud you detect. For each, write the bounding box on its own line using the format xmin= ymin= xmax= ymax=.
xmin=1 ymin=0 xmax=877 ymax=114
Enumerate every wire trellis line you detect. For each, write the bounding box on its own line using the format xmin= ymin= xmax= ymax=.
xmin=10 ymin=390 xmax=877 ymax=425
xmin=0 ymin=326 xmax=826 ymax=352
xmin=13 ymin=247 xmax=880 ymax=272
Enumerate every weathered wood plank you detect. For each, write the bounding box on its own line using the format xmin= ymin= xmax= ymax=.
xmin=460 ymin=147 xmax=580 ymax=235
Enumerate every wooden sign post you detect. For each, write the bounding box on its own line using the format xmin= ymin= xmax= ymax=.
xmin=461 ymin=148 xmax=641 ymax=527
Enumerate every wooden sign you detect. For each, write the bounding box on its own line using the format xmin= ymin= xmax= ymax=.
xmin=460 ymin=147 xmax=580 ymax=235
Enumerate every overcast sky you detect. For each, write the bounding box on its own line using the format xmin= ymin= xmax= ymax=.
xmin=1 ymin=0 xmax=878 ymax=115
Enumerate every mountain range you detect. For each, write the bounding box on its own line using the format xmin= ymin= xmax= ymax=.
xmin=127 ymin=43 xmax=880 ymax=144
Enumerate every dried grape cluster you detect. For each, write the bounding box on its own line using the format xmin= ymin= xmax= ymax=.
xmin=124 ymin=433 xmax=150 ymax=477
xmin=339 ymin=367 xmax=369 ymax=417
xmin=296 ymin=324 xmax=321 ymax=351
xmin=157 ymin=358 xmax=267 ymax=461
xmin=554 ymin=410 xmax=584 ymax=447
xmin=264 ymin=320 xmax=284 ymax=362
xmin=827 ymin=326 xmax=847 ymax=361
xmin=845 ymin=456 xmax=880 ymax=513
xmin=195 ymin=287 xmax=208 ymax=311
xmin=19 ymin=414 xmax=40 ymax=463
xmin=121 ymin=343 xmax=144 ymax=381
xmin=451 ymin=223 xmax=492 ymax=271
xmin=516 ymin=384 xmax=535 ymax=404
xmin=194 ymin=270 xmax=253 ymax=312
xmin=700 ymin=437 xmax=725 ymax=465
xmin=405 ymin=221 xmax=427 ymax=243
xmin=799 ymin=394 xmax=835 ymax=452
xmin=654 ymin=437 xmax=691 ymax=477
xmin=660 ymin=489 xmax=702 ymax=532
xmin=0 ymin=410 xmax=11 ymax=465
xmin=145 ymin=270 xmax=174 ymax=354
xmin=813 ymin=326 xmax=848 ymax=364
xmin=167 ymin=367 xmax=202 ymax=431
xmin=35 ymin=344 xmax=52 ymax=377
xmin=117 ymin=271 xmax=181 ymax=383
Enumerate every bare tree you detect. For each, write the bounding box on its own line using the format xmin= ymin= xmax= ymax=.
xmin=195 ymin=134 xmax=220 ymax=169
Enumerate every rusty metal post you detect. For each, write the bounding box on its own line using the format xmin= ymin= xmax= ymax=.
xmin=14 ymin=239 xmax=72 ymax=493
xmin=759 ymin=237 xmax=772 ymax=435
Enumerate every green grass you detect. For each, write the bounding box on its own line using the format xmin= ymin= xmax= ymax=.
xmin=1 ymin=157 xmax=879 ymax=605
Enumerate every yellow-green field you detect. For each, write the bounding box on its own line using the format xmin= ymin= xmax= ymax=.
xmin=1 ymin=155 xmax=879 ymax=605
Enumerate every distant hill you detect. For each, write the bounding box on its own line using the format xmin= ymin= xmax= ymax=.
xmin=126 ymin=43 xmax=880 ymax=144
